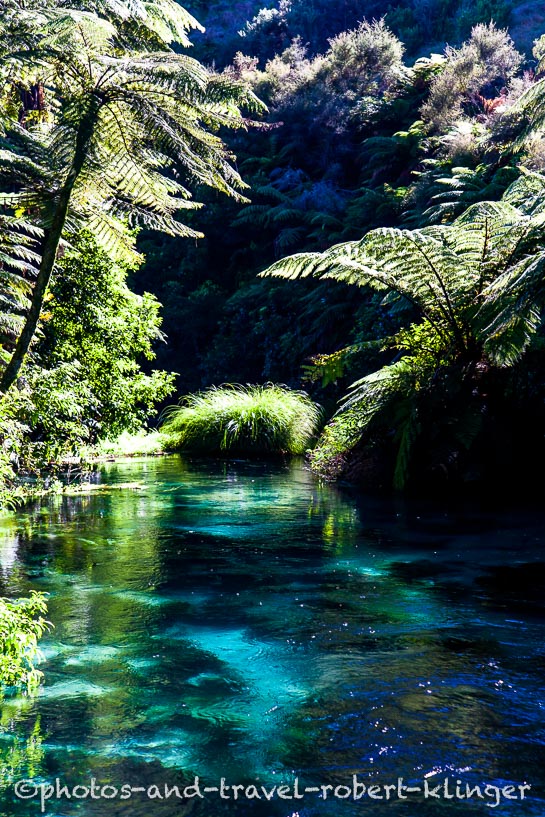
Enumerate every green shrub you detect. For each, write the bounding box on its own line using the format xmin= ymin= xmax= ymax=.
xmin=420 ymin=23 xmax=522 ymax=132
xmin=0 ymin=592 xmax=50 ymax=694
xmin=161 ymin=384 xmax=322 ymax=455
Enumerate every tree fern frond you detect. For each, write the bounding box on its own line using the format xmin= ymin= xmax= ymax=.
xmin=338 ymin=356 xmax=423 ymax=419
xmin=261 ymin=251 xmax=328 ymax=280
xmin=139 ymin=0 xmax=203 ymax=45
xmin=309 ymin=212 xmax=344 ymax=229
xmin=479 ymin=251 xmax=545 ymax=365
xmin=48 ymin=0 xmax=203 ymax=46
xmin=506 ymin=77 xmax=545 ymax=149
xmin=452 ymin=201 xmax=532 ymax=287
xmin=109 ymin=199 xmax=203 ymax=237
xmin=81 ymin=208 xmax=143 ymax=265
xmin=251 ymin=185 xmax=289 ymax=203
xmin=0 ymin=215 xmax=42 ymax=276
xmin=503 ymin=168 xmax=545 ymax=216
xmin=233 ymin=204 xmax=270 ymax=227
xmin=274 ymin=227 xmax=307 ymax=252
xmin=40 ymin=10 xmax=117 ymax=55
xmin=273 ymin=208 xmax=309 ymax=224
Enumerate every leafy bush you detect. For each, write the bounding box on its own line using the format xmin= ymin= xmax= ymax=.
xmin=252 ymin=19 xmax=406 ymax=130
xmin=0 ymin=231 xmax=176 ymax=503
xmin=41 ymin=232 xmax=176 ymax=442
xmin=421 ymin=23 xmax=522 ymax=131
xmin=161 ymin=384 xmax=322 ymax=455
xmin=0 ymin=592 xmax=50 ymax=694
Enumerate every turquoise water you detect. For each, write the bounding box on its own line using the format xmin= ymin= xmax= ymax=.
xmin=0 ymin=455 xmax=544 ymax=816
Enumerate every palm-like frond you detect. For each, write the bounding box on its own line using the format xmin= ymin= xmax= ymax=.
xmin=506 ymin=77 xmax=545 ymax=149
xmin=0 ymin=0 xmax=202 ymax=52
xmin=451 ymin=201 xmax=533 ymax=288
xmin=0 ymin=214 xmax=40 ymax=353
xmin=479 ymin=251 xmax=545 ymax=365
xmin=339 ymin=356 xmax=422 ymax=416
xmin=311 ymin=356 xmax=425 ymax=486
xmin=502 ymin=168 xmax=545 ymax=215
xmin=420 ymin=165 xmax=517 ymax=226
xmin=262 ymin=225 xmax=477 ymax=348
xmin=0 ymin=215 xmax=41 ymax=283
xmin=119 ymin=0 xmax=203 ymax=45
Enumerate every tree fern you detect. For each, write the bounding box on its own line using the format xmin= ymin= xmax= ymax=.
xmin=263 ymin=175 xmax=545 ymax=486
xmin=421 ymin=165 xmax=518 ymax=225
xmin=0 ymin=0 xmax=264 ymax=392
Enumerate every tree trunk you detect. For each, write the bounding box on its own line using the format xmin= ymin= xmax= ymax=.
xmin=0 ymin=102 xmax=99 ymax=395
xmin=19 ymin=83 xmax=46 ymax=125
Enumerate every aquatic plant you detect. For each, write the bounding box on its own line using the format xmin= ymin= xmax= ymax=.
xmin=161 ymin=383 xmax=321 ymax=455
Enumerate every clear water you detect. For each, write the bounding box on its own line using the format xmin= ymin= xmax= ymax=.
xmin=0 ymin=456 xmax=544 ymax=816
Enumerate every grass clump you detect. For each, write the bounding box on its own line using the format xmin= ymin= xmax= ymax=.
xmin=161 ymin=384 xmax=322 ymax=456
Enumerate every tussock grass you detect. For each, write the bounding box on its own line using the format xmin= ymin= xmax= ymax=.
xmin=161 ymin=384 xmax=322 ymax=456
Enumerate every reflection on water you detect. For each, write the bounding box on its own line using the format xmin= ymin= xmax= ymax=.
xmin=0 ymin=456 xmax=544 ymax=815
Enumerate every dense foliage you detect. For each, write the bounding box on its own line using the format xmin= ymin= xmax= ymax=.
xmin=42 ymin=235 xmax=175 ymax=442
xmin=188 ymin=0 xmax=517 ymax=66
xmin=0 ymin=592 xmax=50 ymax=693
xmin=138 ymin=20 xmax=529 ymax=392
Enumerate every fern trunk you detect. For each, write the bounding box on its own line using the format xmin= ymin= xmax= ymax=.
xmin=0 ymin=102 xmax=99 ymax=395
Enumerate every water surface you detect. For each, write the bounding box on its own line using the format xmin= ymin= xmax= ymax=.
xmin=0 ymin=456 xmax=544 ymax=815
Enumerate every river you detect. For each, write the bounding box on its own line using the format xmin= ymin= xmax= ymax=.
xmin=0 ymin=456 xmax=544 ymax=815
